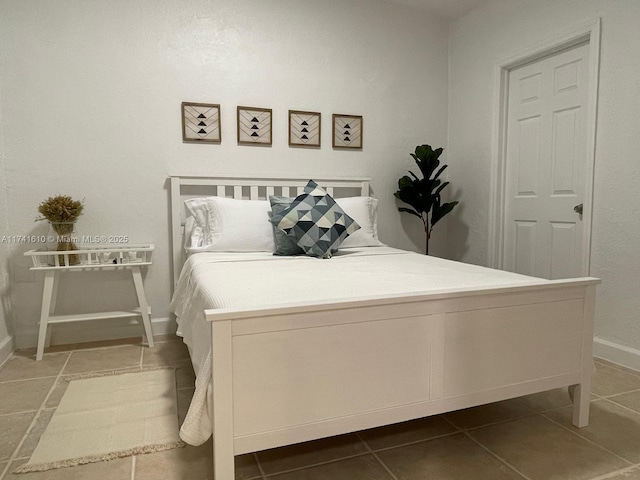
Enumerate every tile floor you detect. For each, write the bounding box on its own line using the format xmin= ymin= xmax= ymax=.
xmin=1 ymin=337 xmax=640 ymax=480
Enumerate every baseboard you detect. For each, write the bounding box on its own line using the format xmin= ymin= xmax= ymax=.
xmin=14 ymin=316 xmax=176 ymax=350
xmin=593 ymin=336 xmax=640 ymax=373
xmin=0 ymin=334 xmax=15 ymax=368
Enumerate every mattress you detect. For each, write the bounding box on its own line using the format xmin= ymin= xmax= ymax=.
xmin=169 ymin=246 xmax=548 ymax=445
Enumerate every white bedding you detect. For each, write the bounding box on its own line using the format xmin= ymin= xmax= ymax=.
xmin=169 ymin=247 xmax=548 ymax=445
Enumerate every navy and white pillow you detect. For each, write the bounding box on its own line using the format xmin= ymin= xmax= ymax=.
xmin=269 ymin=195 xmax=305 ymax=256
xmin=270 ymin=180 xmax=360 ymax=258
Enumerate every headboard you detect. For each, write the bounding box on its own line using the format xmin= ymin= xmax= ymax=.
xmin=169 ymin=175 xmax=371 ymax=287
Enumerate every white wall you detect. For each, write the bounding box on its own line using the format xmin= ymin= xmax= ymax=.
xmin=0 ymin=86 xmax=14 ymax=363
xmin=0 ymin=0 xmax=450 ymax=348
xmin=448 ymin=0 xmax=640 ymax=366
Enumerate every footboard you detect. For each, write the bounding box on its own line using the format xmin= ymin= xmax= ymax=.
xmin=206 ymin=279 xmax=598 ymax=479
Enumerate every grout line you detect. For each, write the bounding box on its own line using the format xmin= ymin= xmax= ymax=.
xmin=258 ymin=452 xmax=370 ymax=478
xmin=355 ymin=432 xmax=398 ymax=480
xmin=356 ymin=430 xmax=461 ymax=454
xmin=442 ymin=411 xmax=540 ymax=434
xmin=541 ymin=412 xmax=634 ymax=466
xmin=587 ymin=463 xmax=640 ymax=480
xmin=461 ymin=429 xmax=533 ymax=480
xmin=603 ymin=396 xmax=640 ymax=416
xmin=598 ymin=388 xmax=640 ymax=400
xmin=138 ymin=344 xmax=144 ymax=368
xmin=130 ymin=455 xmax=136 ymax=480
xmin=0 ymin=409 xmax=41 ymax=419
xmin=0 ymin=374 xmax=62 ymax=385
xmin=443 ymin=413 xmax=533 ymax=480
xmin=252 ymin=452 xmax=268 ymax=480
xmin=0 ymin=352 xmax=73 ymax=479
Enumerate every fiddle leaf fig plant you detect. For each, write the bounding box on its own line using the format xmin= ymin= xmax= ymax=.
xmin=394 ymin=144 xmax=459 ymax=255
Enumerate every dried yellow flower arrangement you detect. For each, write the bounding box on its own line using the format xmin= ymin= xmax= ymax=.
xmin=36 ymin=195 xmax=84 ymax=265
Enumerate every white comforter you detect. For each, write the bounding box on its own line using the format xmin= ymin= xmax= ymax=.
xmin=169 ymin=247 xmax=546 ymax=445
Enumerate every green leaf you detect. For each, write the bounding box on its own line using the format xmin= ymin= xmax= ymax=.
xmin=435 ymin=181 xmax=449 ymax=196
xmin=433 ymin=164 xmax=448 ymax=181
xmin=431 ymin=201 xmax=459 ymax=227
xmin=398 ymin=207 xmax=422 ymax=219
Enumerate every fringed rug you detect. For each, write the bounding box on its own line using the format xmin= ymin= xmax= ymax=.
xmin=16 ymin=369 xmax=184 ymax=473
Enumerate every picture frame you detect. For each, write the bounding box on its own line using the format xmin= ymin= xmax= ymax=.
xmin=288 ymin=110 xmax=321 ymax=147
xmin=332 ymin=114 xmax=363 ymax=149
xmin=237 ymin=106 xmax=272 ymax=145
xmin=181 ymin=102 xmax=221 ymax=143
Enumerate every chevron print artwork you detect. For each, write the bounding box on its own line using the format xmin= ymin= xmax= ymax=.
xmin=332 ymin=114 xmax=362 ymax=149
xmin=237 ymin=106 xmax=272 ymax=145
xmin=181 ymin=102 xmax=221 ymax=143
xmin=289 ymin=110 xmax=321 ymax=147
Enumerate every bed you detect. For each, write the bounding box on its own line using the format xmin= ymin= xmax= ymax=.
xmin=169 ymin=175 xmax=599 ymax=480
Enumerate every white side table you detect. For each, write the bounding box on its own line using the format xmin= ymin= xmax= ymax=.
xmin=25 ymin=244 xmax=155 ymax=361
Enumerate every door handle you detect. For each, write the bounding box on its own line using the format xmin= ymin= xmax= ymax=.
xmin=574 ymin=203 xmax=583 ymax=215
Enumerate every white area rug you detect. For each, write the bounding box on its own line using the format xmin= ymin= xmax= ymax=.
xmin=16 ymin=369 xmax=184 ymax=473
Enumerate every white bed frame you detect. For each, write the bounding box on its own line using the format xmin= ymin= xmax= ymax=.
xmin=170 ymin=175 xmax=599 ymax=480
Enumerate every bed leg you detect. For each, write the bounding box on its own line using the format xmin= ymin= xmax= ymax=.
xmin=211 ymin=319 xmax=235 ymax=479
xmin=571 ymin=383 xmax=591 ymax=427
xmin=572 ymin=285 xmax=595 ymax=428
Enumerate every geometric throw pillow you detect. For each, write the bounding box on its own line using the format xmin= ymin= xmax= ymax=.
xmin=270 ymin=180 xmax=360 ymax=258
xmin=268 ymin=195 xmax=305 ymax=256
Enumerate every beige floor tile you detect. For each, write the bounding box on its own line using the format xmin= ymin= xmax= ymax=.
xmin=62 ymin=345 xmax=141 ymax=374
xmin=0 ymin=412 xmax=36 ymax=462
xmin=43 ymin=378 xmax=69 ymax=409
xmin=444 ymin=398 xmax=536 ymax=430
xmin=134 ymin=440 xmax=260 ymax=480
xmin=257 ymin=433 xmax=369 ymax=476
xmin=15 ymin=344 xmax=76 ymax=357
xmin=141 ymin=340 xmax=190 ymax=367
xmin=4 ymin=457 xmax=132 ymax=480
xmin=15 ymin=409 xmax=55 ymax=459
xmin=516 ymin=387 xmax=574 ymax=412
xmin=0 ymin=377 xmax=56 ymax=415
xmin=593 ymin=363 xmax=640 ymax=397
xmin=269 ymin=454 xmax=391 ymax=480
xmin=177 ymin=388 xmax=194 ymax=425
xmin=153 ymin=334 xmax=182 ymax=343
xmin=71 ymin=337 xmax=141 ymax=350
xmin=608 ymin=390 xmax=640 ymax=414
xmin=592 ymin=465 xmax=640 ymax=480
xmin=545 ymin=399 xmax=640 ymax=463
xmin=468 ymin=415 xmax=629 ymax=480
xmin=595 ymin=359 xmax=640 ymax=378
xmin=377 ymin=432 xmax=524 ymax=480
xmin=358 ymin=415 xmax=458 ymax=450
xmin=0 ymin=353 xmax=69 ymax=383
xmin=175 ymin=359 xmax=196 ymax=389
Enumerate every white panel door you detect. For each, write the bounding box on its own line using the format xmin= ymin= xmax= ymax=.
xmin=503 ymin=43 xmax=589 ymax=279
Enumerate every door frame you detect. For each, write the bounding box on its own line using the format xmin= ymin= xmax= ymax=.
xmin=488 ymin=19 xmax=601 ymax=275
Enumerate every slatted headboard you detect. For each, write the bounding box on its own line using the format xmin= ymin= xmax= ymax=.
xmin=169 ymin=175 xmax=371 ymax=287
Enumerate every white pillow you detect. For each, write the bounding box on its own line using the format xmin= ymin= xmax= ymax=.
xmin=184 ymin=197 xmax=275 ymax=252
xmin=335 ymin=197 xmax=385 ymax=248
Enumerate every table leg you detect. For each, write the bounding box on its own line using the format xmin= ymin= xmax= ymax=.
xmin=44 ymin=272 xmax=60 ymax=348
xmin=131 ymin=266 xmax=154 ymax=348
xmin=37 ymin=271 xmax=57 ymax=361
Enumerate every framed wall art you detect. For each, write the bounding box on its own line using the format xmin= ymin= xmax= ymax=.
xmin=237 ymin=106 xmax=272 ymax=145
xmin=332 ymin=114 xmax=363 ymax=149
xmin=181 ymin=102 xmax=221 ymax=143
xmin=289 ymin=110 xmax=321 ymax=147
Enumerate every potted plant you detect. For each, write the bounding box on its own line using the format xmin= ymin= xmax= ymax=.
xmin=394 ymin=144 xmax=459 ymax=255
xmin=36 ymin=195 xmax=84 ymax=265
